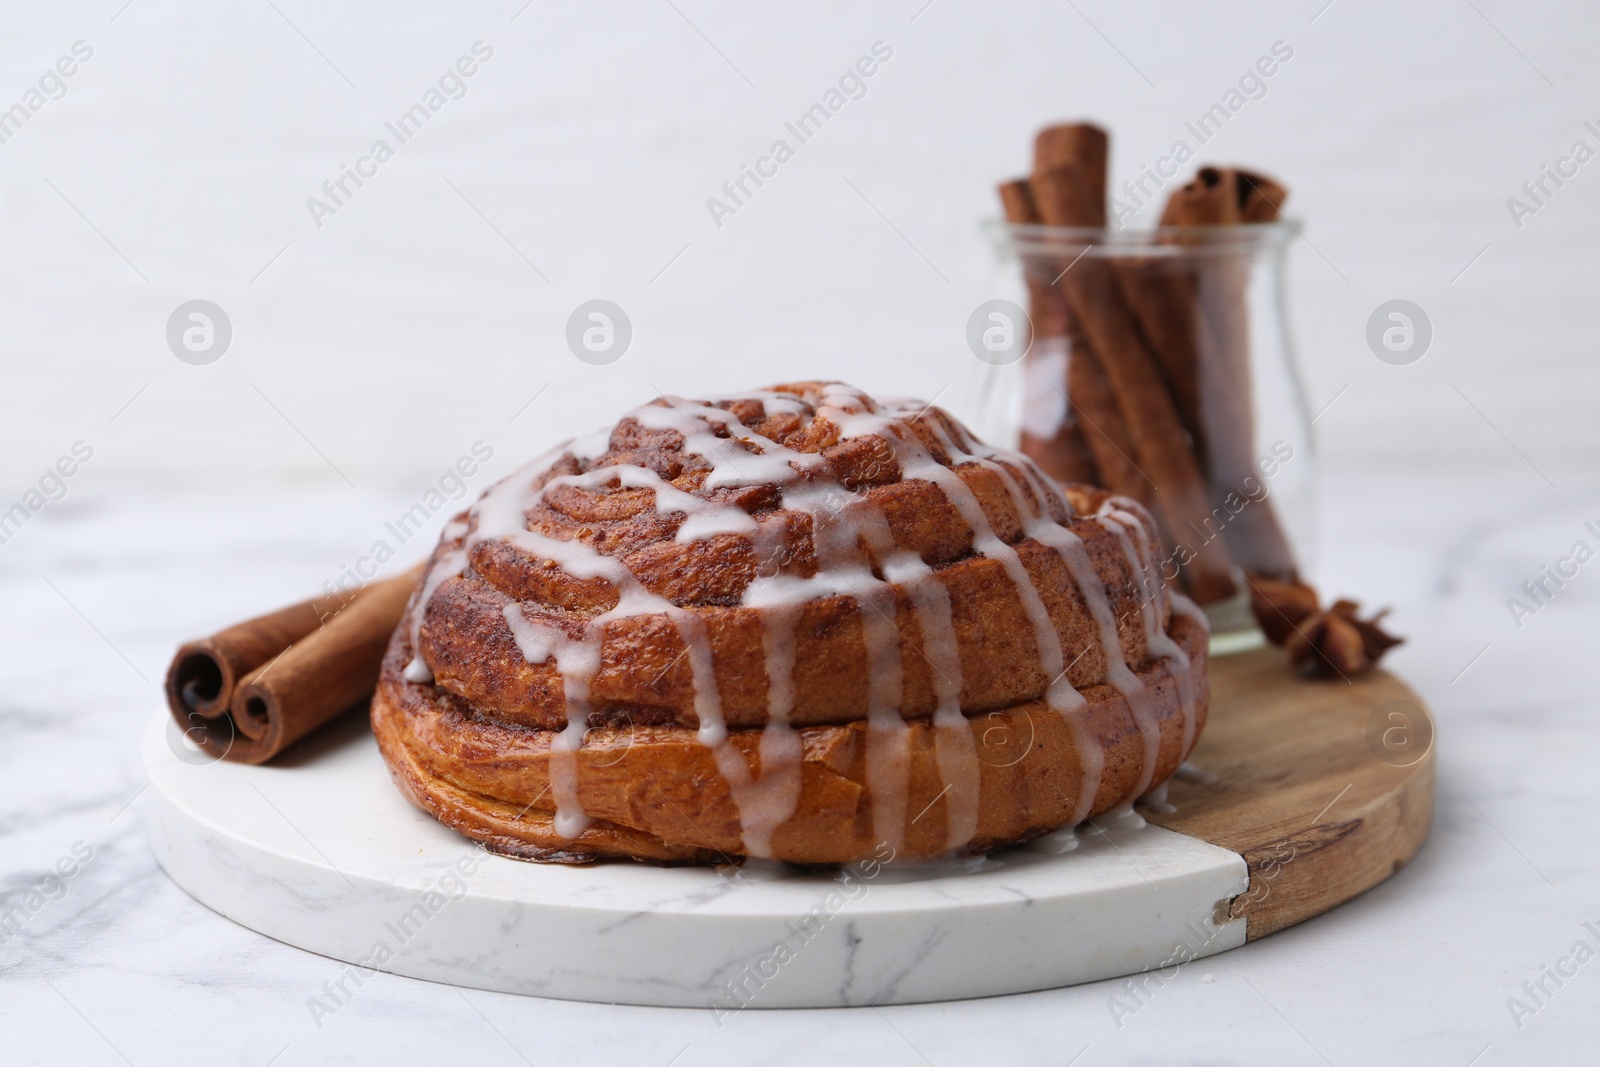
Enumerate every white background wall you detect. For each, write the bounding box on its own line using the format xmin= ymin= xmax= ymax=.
xmin=1 ymin=0 xmax=1595 ymax=496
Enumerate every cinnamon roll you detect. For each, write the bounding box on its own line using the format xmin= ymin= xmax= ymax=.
xmin=372 ymin=382 xmax=1209 ymax=865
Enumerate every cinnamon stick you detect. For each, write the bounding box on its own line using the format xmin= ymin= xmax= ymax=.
xmin=1033 ymin=124 xmax=1109 ymax=208
xmin=1161 ymin=168 xmax=1253 ymax=457
xmin=1032 ymin=156 xmax=1106 ymax=229
xmin=1238 ymin=169 xmax=1289 ymax=223
xmin=1158 ymin=166 xmax=1298 ymax=581
xmin=998 ymin=177 xmax=1099 ymax=485
xmin=1067 ymin=330 xmax=1154 ymax=507
xmin=1112 ymin=257 xmax=1204 ymax=457
xmin=997 ymin=178 xmax=1040 ymax=233
xmin=1030 ymin=152 xmax=1239 ymax=604
xmin=165 ymin=565 xmax=422 ymax=764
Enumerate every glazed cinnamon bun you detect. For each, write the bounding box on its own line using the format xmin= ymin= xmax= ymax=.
xmin=372 ymin=382 xmax=1208 ymax=865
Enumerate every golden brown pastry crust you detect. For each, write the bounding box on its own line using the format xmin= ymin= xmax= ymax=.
xmin=371 ymin=382 xmax=1210 ymax=865
xmin=373 ymin=613 xmax=1207 ymax=864
xmin=419 ymin=523 xmax=1165 ymax=732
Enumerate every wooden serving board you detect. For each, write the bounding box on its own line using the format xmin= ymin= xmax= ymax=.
xmin=1149 ymin=646 xmax=1436 ymax=940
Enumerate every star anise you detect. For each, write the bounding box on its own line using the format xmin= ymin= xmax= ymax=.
xmin=1247 ymin=575 xmax=1403 ymax=678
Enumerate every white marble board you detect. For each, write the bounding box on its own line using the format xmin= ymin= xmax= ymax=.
xmin=142 ymin=711 xmax=1248 ymax=1009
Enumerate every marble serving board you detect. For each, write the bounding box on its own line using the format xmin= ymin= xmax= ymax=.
xmin=141 ymin=648 xmax=1433 ymax=1008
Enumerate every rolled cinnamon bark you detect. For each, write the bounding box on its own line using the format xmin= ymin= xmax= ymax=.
xmin=996 ymin=178 xmax=1040 ymax=233
xmin=1034 ymin=124 xmax=1110 ymax=208
xmin=167 ymin=591 xmax=350 ymax=721
xmin=1032 ymin=156 xmax=1106 ymax=229
xmin=1158 ymin=166 xmax=1298 ymax=581
xmin=1112 ymin=257 xmax=1204 ymax=455
xmin=1066 ymin=327 xmax=1155 ymax=508
xmin=1108 ymin=172 xmax=1243 ymax=498
xmin=998 ymin=177 xmax=1099 ymax=485
xmin=165 ymin=565 xmax=422 ymax=764
xmin=1161 ymin=168 xmax=1253 ymax=450
xmin=1159 ymin=168 xmax=1256 ymax=437
xmin=1236 ymin=169 xmax=1288 ymax=222
xmin=1030 ymin=158 xmax=1239 ymax=605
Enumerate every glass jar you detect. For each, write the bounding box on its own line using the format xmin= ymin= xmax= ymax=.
xmin=963 ymin=221 xmax=1313 ymax=652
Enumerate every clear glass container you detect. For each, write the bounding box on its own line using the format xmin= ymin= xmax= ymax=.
xmin=964 ymin=221 xmax=1313 ymax=651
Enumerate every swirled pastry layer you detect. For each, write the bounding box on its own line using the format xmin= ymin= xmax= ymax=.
xmin=373 ymin=382 xmax=1209 ymax=864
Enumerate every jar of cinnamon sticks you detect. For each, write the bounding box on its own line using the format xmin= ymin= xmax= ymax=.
xmin=978 ymin=123 xmax=1314 ymax=648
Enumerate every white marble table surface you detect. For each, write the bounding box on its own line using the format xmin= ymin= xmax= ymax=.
xmin=3 ymin=456 xmax=1597 ymax=1067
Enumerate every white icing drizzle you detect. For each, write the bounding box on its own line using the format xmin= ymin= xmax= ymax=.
xmin=1140 ymin=780 xmax=1177 ymax=815
xmin=1079 ymin=506 xmax=1174 ymax=797
xmin=645 ymin=391 xmax=922 ymax=854
xmin=1095 ymin=499 xmax=1200 ymax=762
xmin=631 ymin=399 xmax=821 ymax=857
xmin=1022 ymin=826 xmax=1082 ymax=854
xmin=401 ymin=384 xmax=1191 ymax=855
xmin=1095 ymin=805 xmax=1148 ymax=832
xmin=408 ymin=439 xmax=733 ymax=837
xmin=721 ymin=600 xmax=804 ymax=858
xmin=848 ymin=460 xmax=970 ymax=853
xmin=1175 ymin=760 xmax=1219 ymax=786
xmin=404 ymin=546 xmax=468 ymax=683
xmin=918 ymin=416 xmax=1134 ymax=825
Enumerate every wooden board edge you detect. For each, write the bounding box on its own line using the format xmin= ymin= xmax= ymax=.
xmin=1148 ymin=651 xmax=1437 ymax=942
xmin=1231 ymin=751 xmax=1433 ymax=940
